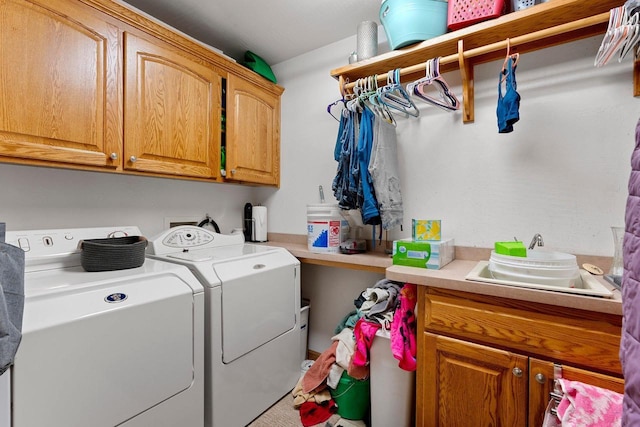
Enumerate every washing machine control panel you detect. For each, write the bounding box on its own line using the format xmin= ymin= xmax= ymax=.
xmin=5 ymin=226 xmax=142 ymax=258
xmin=147 ymin=225 xmax=245 ymax=255
xmin=163 ymin=228 xmax=214 ymax=248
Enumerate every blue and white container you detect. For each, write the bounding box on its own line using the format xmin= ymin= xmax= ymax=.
xmin=306 ymin=204 xmax=349 ymax=253
xmin=380 ymin=0 xmax=448 ymax=50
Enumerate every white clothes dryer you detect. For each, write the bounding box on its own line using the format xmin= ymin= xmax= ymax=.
xmin=147 ymin=226 xmax=301 ymax=427
xmin=5 ymin=226 xmax=204 ymax=427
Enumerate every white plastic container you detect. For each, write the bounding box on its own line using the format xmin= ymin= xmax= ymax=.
xmin=488 ymin=250 xmax=580 ymax=287
xmin=370 ymin=329 xmax=414 ymax=427
xmin=300 ymin=300 xmax=310 ymax=362
xmin=306 ymin=204 xmax=349 ymax=253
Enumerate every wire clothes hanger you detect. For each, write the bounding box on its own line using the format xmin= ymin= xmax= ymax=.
xmin=407 ymin=57 xmax=460 ymax=111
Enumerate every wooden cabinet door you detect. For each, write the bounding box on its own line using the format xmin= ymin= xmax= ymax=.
xmin=225 ymin=74 xmax=280 ymax=186
xmin=528 ymin=358 xmax=624 ymax=427
xmin=124 ymin=32 xmax=220 ymax=179
xmin=420 ymin=333 xmax=528 ymax=427
xmin=0 ymin=0 xmax=121 ymax=168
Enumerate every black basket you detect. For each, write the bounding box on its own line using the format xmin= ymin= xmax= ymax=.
xmin=79 ymin=236 xmax=147 ymax=272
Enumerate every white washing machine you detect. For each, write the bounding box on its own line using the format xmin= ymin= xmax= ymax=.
xmin=4 ymin=226 xmax=204 ymax=427
xmin=147 ymin=226 xmax=301 ymax=427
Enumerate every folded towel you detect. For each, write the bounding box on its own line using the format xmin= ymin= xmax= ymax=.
xmin=556 ymin=378 xmax=623 ymax=426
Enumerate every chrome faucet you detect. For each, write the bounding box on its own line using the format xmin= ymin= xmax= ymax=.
xmin=528 ymin=233 xmax=544 ymax=250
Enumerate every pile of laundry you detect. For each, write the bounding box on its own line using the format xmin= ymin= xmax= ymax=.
xmin=292 ymin=279 xmax=417 ymax=426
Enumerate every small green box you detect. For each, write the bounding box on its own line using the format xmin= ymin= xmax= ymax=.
xmin=494 ymin=241 xmax=527 ymax=257
xmin=392 ymin=238 xmax=455 ymax=269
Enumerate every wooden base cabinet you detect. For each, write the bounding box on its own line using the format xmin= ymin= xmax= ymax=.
xmin=422 ymin=333 xmax=528 ymax=426
xmin=416 ymin=286 xmax=624 ymax=426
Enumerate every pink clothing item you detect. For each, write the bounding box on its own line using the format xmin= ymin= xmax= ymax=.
xmin=347 ymin=354 xmax=369 ymax=380
xmin=302 ymin=341 xmax=339 ymax=394
xmin=391 ymin=283 xmax=417 ymax=371
xmin=556 ymin=379 xmax=623 ymax=427
xmin=351 ymin=318 xmax=381 ymax=367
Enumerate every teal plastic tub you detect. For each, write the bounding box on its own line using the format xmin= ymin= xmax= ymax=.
xmin=380 ymin=0 xmax=448 ymax=50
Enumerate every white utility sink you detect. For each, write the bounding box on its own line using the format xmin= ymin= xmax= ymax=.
xmin=466 ymin=261 xmax=614 ymax=298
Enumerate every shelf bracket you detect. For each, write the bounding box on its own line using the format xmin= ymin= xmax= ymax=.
xmin=458 ymin=40 xmax=475 ymax=123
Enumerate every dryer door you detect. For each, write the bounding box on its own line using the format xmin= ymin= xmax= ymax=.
xmin=12 ymin=273 xmax=195 ymax=427
xmin=214 ymin=251 xmax=297 ymax=363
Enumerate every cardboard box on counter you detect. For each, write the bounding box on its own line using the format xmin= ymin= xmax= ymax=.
xmin=392 ymin=238 xmax=455 ymax=269
xmin=412 ymin=219 xmax=441 ymax=241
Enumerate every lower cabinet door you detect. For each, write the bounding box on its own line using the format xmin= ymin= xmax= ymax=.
xmin=420 ymin=332 xmax=528 ymax=427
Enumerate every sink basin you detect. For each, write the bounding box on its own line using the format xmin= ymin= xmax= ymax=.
xmin=466 ymin=261 xmax=614 ymax=298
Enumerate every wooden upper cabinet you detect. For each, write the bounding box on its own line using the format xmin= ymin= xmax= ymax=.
xmin=0 ymin=0 xmax=121 ymax=168
xmin=225 ymin=73 xmax=280 ymax=186
xmin=123 ymin=31 xmax=221 ymax=179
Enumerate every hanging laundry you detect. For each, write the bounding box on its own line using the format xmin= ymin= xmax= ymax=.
xmin=357 ymin=107 xmax=381 ymax=226
xmin=368 ymin=116 xmax=404 ymax=230
xmin=332 ymin=110 xmax=359 ymax=210
xmin=496 ymin=55 xmax=521 ymax=133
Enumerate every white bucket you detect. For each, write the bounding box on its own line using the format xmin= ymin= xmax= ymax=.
xmin=307 ymin=204 xmax=349 ymax=253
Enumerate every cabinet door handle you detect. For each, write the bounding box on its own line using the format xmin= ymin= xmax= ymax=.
xmin=535 ymin=373 xmax=546 ymax=384
xmin=129 ymin=156 xmax=137 ymax=163
xmin=512 ymin=367 xmax=523 ymax=378
xmin=110 ymin=152 xmax=118 ymax=160
xmin=230 ymin=169 xmax=236 ymax=174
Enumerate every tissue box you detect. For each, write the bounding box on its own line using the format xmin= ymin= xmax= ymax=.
xmin=412 ymin=219 xmax=441 ymax=241
xmin=392 ymin=238 xmax=455 ymax=269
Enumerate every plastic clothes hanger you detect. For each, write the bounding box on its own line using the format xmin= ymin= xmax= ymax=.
xmin=346 ymin=78 xmax=365 ymax=113
xmin=619 ymin=9 xmax=640 ymax=61
xmin=595 ymin=6 xmax=630 ymax=67
xmin=327 ymin=77 xmax=351 ymax=121
xmin=327 ymin=98 xmax=345 ymax=121
xmin=501 ymin=39 xmax=520 ymax=83
xmin=365 ymin=75 xmax=397 ymax=126
xmin=378 ymin=69 xmax=420 ymax=118
xmin=407 ymin=57 xmax=460 ymax=111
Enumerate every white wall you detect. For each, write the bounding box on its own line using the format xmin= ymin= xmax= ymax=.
xmin=0 ymin=164 xmax=259 ymax=237
xmin=267 ymin=34 xmax=636 ymax=257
